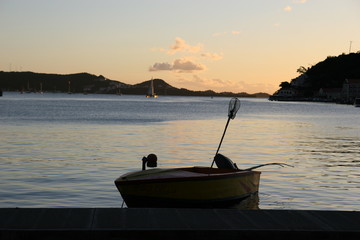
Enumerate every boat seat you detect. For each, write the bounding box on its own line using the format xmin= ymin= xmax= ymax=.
xmin=214 ymin=153 xmax=238 ymax=169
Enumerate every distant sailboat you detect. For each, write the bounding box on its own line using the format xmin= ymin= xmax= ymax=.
xmin=68 ymin=80 xmax=72 ymax=94
xmin=146 ymin=79 xmax=157 ymax=98
xmin=26 ymin=80 xmax=31 ymax=93
xmin=39 ymin=83 xmax=43 ymax=94
xmin=117 ymin=83 xmax=122 ymax=96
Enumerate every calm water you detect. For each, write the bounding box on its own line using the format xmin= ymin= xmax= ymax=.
xmin=0 ymin=92 xmax=359 ymax=210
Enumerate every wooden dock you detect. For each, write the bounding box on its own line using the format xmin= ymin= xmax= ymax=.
xmin=1 ymin=208 xmax=359 ymax=239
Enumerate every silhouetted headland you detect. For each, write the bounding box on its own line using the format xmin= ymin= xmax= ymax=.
xmin=0 ymin=71 xmax=269 ymax=98
xmin=269 ymin=52 xmax=360 ymax=104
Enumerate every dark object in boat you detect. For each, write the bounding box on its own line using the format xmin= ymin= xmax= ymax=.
xmin=142 ymin=153 xmax=157 ymax=170
xmin=214 ymin=153 xmax=238 ymax=169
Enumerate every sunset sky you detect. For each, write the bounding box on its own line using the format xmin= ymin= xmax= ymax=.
xmin=1 ymin=0 xmax=360 ymax=94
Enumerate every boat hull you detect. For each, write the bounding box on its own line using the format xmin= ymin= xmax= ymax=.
xmin=115 ymin=167 xmax=261 ymax=208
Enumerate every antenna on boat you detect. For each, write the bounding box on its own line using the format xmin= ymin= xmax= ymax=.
xmin=211 ymin=97 xmax=241 ymax=168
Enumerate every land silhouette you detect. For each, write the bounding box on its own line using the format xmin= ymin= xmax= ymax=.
xmin=2 ymin=52 xmax=359 ymax=99
xmin=271 ymin=52 xmax=360 ymax=103
xmin=0 ymin=71 xmax=269 ymax=98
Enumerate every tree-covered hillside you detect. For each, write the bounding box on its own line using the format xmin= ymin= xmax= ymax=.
xmin=304 ymin=53 xmax=360 ymax=91
xmin=278 ymin=52 xmax=360 ymax=97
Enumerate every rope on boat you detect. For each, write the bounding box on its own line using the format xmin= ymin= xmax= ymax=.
xmin=244 ymin=163 xmax=293 ymax=171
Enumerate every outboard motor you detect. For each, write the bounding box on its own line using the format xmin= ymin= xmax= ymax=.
xmin=214 ymin=153 xmax=238 ymax=169
xmin=142 ymin=153 xmax=157 ymax=170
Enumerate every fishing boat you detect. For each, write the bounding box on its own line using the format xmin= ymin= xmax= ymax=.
xmin=115 ymin=154 xmax=261 ymax=208
xmin=146 ymin=79 xmax=157 ymax=98
xmin=115 ymin=98 xmax=289 ymax=208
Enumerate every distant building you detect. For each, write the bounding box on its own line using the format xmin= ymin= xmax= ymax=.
xmin=318 ymin=88 xmax=342 ymax=101
xmin=342 ymin=79 xmax=360 ymax=103
xmin=274 ymin=87 xmax=299 ymax=97
xmin=268 ymin=87 xmax=299 ymax=100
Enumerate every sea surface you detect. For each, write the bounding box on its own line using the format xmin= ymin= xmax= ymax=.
xmin=0 ymin=92 xmax=359 ymax=210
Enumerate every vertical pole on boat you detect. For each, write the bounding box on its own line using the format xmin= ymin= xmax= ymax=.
xmin=212 ymin=117 xmax=231 ymax=161
xmin=211 ymin=97 xmax=241 ymax=168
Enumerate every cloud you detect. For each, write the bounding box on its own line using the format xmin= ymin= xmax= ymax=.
xmin=166 ymin=37 xmax=203 ymax=55
xmin=149 ymin=37 xmax=223 ymax=74
xmin=149 ymin=58 xmax=206 ymax=73
xmin=173 ymin=58 xmax=206 ymax=72
xmin=284 ymin=5 xmax=292 ymax=11
xmin=174 ymin=75 xmax=276 ymax=93
xmin=153 ymin=37 xmax=222 ymax=60
xmin=283 ymin=1 xmax=307 ymax=13
xmin=148 ymin=62 xmax=172 ymax=71
xmin=200 ymin=52 xmax=223 ymax=60
xmin=173 ymin=75 xmax=248 ymax=92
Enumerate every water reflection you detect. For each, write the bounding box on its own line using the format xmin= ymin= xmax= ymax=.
xmin=1 ymin=94 xmax=359 ymax=210
xmin=229 ymin=193 xmax=259 ymax=210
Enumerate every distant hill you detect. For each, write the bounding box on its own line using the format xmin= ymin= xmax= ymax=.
xmin=0 ymin=71 xmax=126 ymax=94
xmin=0 ymin=71 xmax=269 ymax=98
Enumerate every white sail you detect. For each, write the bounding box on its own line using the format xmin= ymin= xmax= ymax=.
xmin=146 ymin=79 xmax=157 ymax=98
